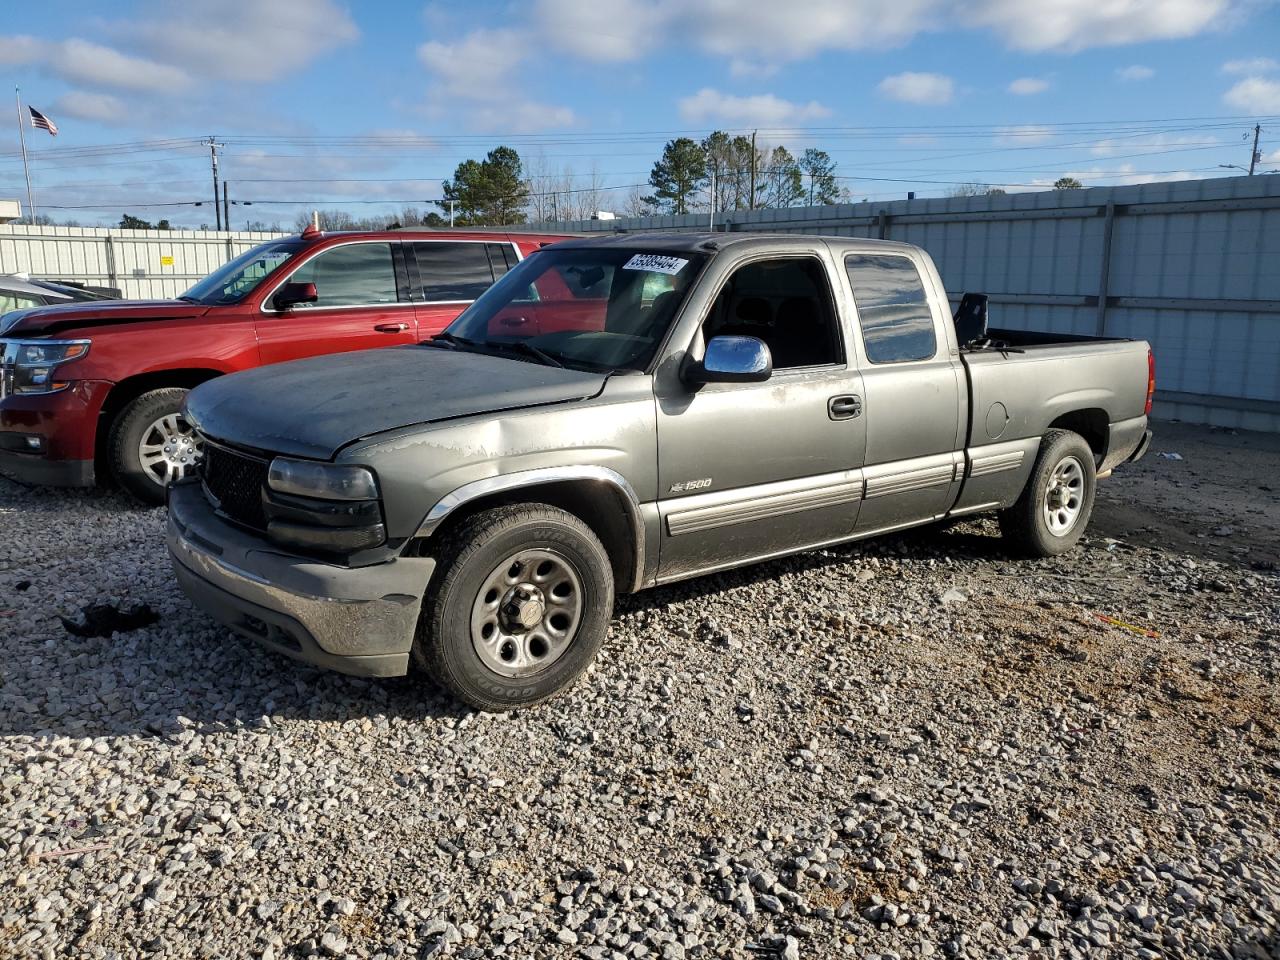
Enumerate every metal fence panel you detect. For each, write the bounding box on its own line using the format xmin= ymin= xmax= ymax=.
xmin=0 ymin=225 xmax=287 ymax=300
xmin=535 ymin=173 xmax=1280 ymax=431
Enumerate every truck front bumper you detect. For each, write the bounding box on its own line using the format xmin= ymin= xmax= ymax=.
xmin=167 ymin=481 xmax=435 ymax=678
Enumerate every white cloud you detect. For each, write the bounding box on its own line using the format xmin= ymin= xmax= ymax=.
xmin=1116 ymin=65 xmax=1156 ymax=81
xmin=418 ymin=29 xmax=576 ymax=132
xmin=966 ymin=0 xmax=1233 ymax=52
xmin=0 ymin=35 xmax=42 ymax=64
xmin=677 ymin=88 xmax=831 ymax=126
xmin=994 ymin=125 xmax=1054 ymax=145
xmin=53 ymin=90 xmax=128 ymax=124
xmin=1222 ymin=57 xmax=1279 ymax=74
xmin=0 ymin=35 xmax=190 ymax=91
xmin=686 ymin=0 xmax=939 ymax=60
xmin=53 ymin=38 xmax=190 ymax=92
xmin=533 ymin=0 xmax=667 ymax=62
xmin=878 ymin=72 xmax=954 ymax=105
xmin=1224 ymin=75 xmax=1280 ymax=112
xmin=127 ymin=0 xmax=359 ymax=83
xmin=1008 ymin=77 xmax=1048 ymax=95
xmin=419 ymin=29 xmax=528 ymax=100
xmin=530 ymin=0 xmax=1250 ymax=66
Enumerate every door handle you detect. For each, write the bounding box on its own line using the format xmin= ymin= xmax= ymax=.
xmin=375 ymin=322 xmax=410 ymax=333
xmin=828 ymin=394 xmax=862 ymax=420
xmin=500 ymin=315 xmax=530 ymax=326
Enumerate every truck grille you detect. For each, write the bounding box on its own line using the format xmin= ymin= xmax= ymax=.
xmin=200 ymin=439 xmax=269 ymax=530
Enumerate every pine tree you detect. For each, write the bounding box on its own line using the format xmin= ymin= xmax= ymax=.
xmin=644 ymin=138 xmax=707 ymax=215
xmin=799 ymin=148 xmax=840 ymax=206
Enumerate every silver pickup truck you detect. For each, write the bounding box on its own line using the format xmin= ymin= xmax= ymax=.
xmin=168 ymin=233 xmax=1153 ymax=710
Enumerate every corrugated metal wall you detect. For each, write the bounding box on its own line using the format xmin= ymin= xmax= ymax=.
xmin=542 ymin=174 xmax=1280 ymax=432
xmin=0 ymin=225 xmax=287 ymax=300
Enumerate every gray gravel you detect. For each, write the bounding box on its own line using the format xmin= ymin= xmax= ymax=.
xmin=2 ymin=430 xmax=1279 ymax=959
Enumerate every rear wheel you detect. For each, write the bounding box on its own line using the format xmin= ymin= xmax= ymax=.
xmin=108 ymin=388 xmax=202 ymax=505
xmin=415 ymin=504 xmax=613 ymax=711
xmin=999 ymin=429 xmax=1096 ymax=557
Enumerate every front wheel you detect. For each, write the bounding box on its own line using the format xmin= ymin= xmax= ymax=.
xmin=999 ymin=429 xmax=1097 ymax=557
xmin=415 ymin=504 xmax=614 ymax=711
xmin=108 ymin=387 xmax=203 ymax=505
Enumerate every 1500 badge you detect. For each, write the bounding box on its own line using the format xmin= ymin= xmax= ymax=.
xmin=669 ymin=478 xmax=713 ymax=493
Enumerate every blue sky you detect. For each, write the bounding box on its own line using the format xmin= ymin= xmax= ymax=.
xmin=2 ymin=0 xmax=1279 ymax=228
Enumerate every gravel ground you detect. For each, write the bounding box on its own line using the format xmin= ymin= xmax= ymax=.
xmin=2 ymin=421 xmax=1278 ymax=960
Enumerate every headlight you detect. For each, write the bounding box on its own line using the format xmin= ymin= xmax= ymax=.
xmin=0 ymin=339 xmax=91 ymax=396
xmin=267 ymin=458 xmax=379 ymax=500
xmin=264 ymin=458 xmax=384 ymax=555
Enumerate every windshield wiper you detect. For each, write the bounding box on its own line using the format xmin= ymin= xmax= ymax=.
xmin=176 ymin=295 xmax=201 ymax=303
xmin=488 ymin=339 xmax=565 ymax=368
xmin=427 ymin=332 xmax=483 ymax=349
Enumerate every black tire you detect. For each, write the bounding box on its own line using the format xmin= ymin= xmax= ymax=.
xmin=415 ymin=504 xmax=614 ymax=711
xmin=108 ymin=387 xmax=199 ymax=506
xmin=998 ymin=429 xmax=1097 ymax=557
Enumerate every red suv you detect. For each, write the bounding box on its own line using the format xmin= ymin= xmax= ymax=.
xmin=0 ymin=228 xmax=569 ymax=503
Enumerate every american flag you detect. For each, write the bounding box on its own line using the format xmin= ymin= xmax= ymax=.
xmin=29 ymin=106 xmax=58 ymax=136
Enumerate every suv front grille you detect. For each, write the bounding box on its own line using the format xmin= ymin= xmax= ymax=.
xmin=200 ymin=439 xmax=269 ymax=530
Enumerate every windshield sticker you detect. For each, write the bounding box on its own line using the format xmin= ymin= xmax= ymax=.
xmin=623 ymin=254 xmax=689 ymax=275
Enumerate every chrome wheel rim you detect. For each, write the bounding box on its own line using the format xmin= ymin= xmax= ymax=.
xmin=137 ymin=412 xmax=203 ymax=487
xmin=1043 ymin=455 xmax=1085 ymax=535
xmin=470 ymin=548 xmax=583 ymax=678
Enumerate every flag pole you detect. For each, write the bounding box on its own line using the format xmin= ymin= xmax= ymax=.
xmin=15 ymin=86 xmax=36 ymax=224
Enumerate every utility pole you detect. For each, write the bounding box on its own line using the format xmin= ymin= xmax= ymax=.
xmin=1249 ymin=123 xmax=1262 ymax=176
xmin=748 ymin=130 xmax=757 ymax=211
xmin=202 ymin=136 xmax=224 ymax=230
xmin=222 ymin=181 xmax=230 ymax=231
xmin=448 ymin=199 xmax=456 ymax=227
xmin=709 ymin=163 xmax=716 ymax=231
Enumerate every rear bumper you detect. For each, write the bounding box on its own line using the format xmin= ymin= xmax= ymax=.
xmin=167 ymin=481 xmax=434 ymax=677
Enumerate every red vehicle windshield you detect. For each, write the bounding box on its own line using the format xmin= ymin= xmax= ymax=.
xmin=180 ymin=239 xmax=306 ymax=306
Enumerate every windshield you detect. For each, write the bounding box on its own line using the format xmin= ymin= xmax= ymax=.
xmin=443 ymin=247 xmax=707 ymax=372
xmin=181 ymin=239 xmax=305 ymax=305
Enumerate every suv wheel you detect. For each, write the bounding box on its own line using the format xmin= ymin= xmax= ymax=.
xmin=416 ymin=504 xmax=614 ymax=711
xmin=999 ymin=429 xmax=1096 ymax=557
xmin=108 ymin=388 xmax=203 ymax=505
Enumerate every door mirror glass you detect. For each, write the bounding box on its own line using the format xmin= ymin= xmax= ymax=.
xmin=272 ymin=281 xmax=318 ymax=311
xmin=688 ymin=335 xmax=772 ymax=385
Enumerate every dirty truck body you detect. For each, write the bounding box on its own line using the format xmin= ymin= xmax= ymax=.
xmin=169 ymin=233 xmax=1153 ymax=710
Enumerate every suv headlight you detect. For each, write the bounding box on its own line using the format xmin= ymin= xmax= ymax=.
xmin=0 ymin=339 xmax=91 ymax=396
xmin=264 ymin=458 xmax=385 ymax=554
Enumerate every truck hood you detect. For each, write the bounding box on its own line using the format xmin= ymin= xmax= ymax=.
xmin=1 ymin=299 xmax=211 ymax=336
xmin=185 ymin=345 xmax=609 ymax=460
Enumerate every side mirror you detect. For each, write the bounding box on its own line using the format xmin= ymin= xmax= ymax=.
xmin=685 ymin=335 xmax=772 ymax=385
xmin=272 ymin=281 xmax=318 ymax=311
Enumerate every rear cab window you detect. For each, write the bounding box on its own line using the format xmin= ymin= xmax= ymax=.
xmin=844 ymin=254 xmax=938 ymax=363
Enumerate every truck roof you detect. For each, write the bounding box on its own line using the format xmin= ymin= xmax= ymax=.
xmin=549 ymin=231 xmax=920 ymax=256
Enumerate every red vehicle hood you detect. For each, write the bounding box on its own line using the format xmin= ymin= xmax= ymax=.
xmin=1 ymin=299 xmax=213 ymax=337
